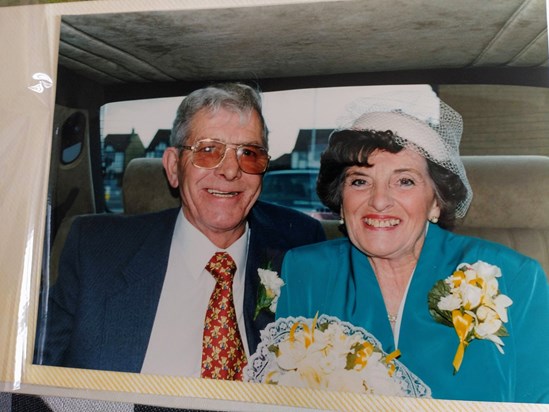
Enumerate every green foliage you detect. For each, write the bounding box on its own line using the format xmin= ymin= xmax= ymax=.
xmin=254 ymin=283 xmax=271 ymax=320
xmin=427 ymin=279 xmax=454 ymax=327
xmin=268 ymin=344 xmax=279 ymax=356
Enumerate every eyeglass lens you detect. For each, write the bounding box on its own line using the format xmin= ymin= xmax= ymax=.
xmin=191 ymin=140 xmax=269 ymax=174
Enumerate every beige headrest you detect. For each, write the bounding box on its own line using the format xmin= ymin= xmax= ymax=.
xmin=459 ymin=156 xmax=549 ymax=229
xmin=123 ymin=158 xmax=180 ymax=215
xmin=122 ymin=156 xmax=549 ymax=231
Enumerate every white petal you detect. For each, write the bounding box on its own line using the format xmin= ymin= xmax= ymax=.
xmin=485 ymin=334 xmax=505 ymax=354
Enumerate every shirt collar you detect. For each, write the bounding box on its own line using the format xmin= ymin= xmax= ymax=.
xmin=175 ymin=209 xmax=249 ymax=280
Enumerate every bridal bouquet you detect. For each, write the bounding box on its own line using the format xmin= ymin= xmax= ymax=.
xmin=244 ymin=315 xmax=431 ymax=397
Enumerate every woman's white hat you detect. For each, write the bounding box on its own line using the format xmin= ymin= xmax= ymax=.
xmin=344 ymin=99 xmax=472 ymax=218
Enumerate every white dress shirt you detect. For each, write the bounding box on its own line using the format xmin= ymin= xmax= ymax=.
xmin=141 ymin=210 xmax=250 ymax=376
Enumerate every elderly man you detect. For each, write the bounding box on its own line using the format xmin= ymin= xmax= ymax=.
xmin=40 ymin=83 xmax=325 ymax=380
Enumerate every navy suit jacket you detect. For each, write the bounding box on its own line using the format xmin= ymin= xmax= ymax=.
xmin=39 ymin=201 xmax=325 ymax=372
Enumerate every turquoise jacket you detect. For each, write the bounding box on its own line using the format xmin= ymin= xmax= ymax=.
xmin=277 ymin=223 xmax=549 ymax=403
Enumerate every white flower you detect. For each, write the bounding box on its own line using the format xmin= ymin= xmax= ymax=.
xmin=493 ymin=294 xmax=513 ymax=323
xmin=484 ymin=334 xmax=505 ymax=354
xmin=471 ymin=260 xmax=502 ymax=280
xmin=357 ymin=352 xmax=404 ymax=396
xmin=294 ymin=363 xmax=326 ymax=389
xmin=462 ymin=266 xmax=477 ymax=281
xmin=459 ymin=282 xmax=483 ymax=310
xmin=322 ymin=324 xmax=359 ymax=356
xmin=258 ymin=268 xmax=284 ymax=294
xmin=255 ymin=268 xmax=285 ymax=318
xmin=258 ymin=268 xmax=284 ymax=312
xmin=325 ymin=369 xmax=366 ymax=392
xmin=474 ymin=306 xmax=502 ymax=338
xmin=276 ymin=334 xmax=308 ymax=370
xmin=484 ymin=276 xmax=499 ymax=297
xmin=438 ymin=294 xmax=462 ymax=311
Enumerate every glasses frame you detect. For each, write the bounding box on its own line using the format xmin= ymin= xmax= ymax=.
xmin=178 ymin=138 xmax=271 ymax=174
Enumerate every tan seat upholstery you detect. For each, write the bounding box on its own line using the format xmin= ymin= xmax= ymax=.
xmin=455 ymin=156 xmax=549 ymax=276
xmin=123 ymin=157 xmax=180 ymax=214
xmin=121 ymin=156 xmax=549 ymax=276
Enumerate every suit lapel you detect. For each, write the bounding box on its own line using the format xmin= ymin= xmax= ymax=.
xmin=244 ymin=207 xmax=274 ymax=354
xmin=244 ymin=205 xmax=294 ymax=354
xmin=102 ymin=208 xmax=179 ymax=372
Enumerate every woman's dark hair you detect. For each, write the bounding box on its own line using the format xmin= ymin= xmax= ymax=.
xmin=317 ymin=129 xmax=467 ymax=229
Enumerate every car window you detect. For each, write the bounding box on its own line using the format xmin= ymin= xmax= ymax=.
xmin=100 ymin=84 xmax=549 ymax=215
xmin=261 ymin=170 xmax=319 ymax=205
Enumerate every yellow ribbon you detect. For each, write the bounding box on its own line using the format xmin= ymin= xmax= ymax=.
xmin=385 ymin=349 xmax=401 ymax=364
xmin=384 ymin=349 xmax=401 ymax=377
xmin=289 ymin=312 xmax=318 ymax=349
xmin=451 ymin=310 xmax=473 ymax=373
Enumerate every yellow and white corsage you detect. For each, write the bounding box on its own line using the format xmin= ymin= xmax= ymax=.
xmin=428 ymin=261 xmax=513 ymax=374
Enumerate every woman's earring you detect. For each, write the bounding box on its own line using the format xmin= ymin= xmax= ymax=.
xmin=339 ymin=216 xmax=345 ymax=225
xmin=429 ymin=216 xmax=439 ymax=224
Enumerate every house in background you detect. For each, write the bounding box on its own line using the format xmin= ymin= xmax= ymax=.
xmin=103 ymin=130 xmax=145 ymax=181
xmin=270 ymin=129 xmax=333 ymax=170
xmin=146 ymin=129 xmax=170 ymax=158
xmin=102 ymin=130 xmax=145 ymax=211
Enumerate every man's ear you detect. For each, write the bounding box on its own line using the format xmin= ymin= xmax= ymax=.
xmin=162 ymin=147 xmax=180 ymax=189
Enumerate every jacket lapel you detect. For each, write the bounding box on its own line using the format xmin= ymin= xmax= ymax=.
xmin=102 ymin=208 xmax=179 ymax=372
xmin=243 ymin=206 xmax=280 ymax=355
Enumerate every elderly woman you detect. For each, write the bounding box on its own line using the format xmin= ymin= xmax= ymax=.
xmin=276 ymin=101 xmax=549 ymax=403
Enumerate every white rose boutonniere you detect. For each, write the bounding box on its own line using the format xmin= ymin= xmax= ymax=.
xmin=428 ymin=261 xmax=513 ymax=374
xmin=254 ymin=267 xmax=285 ymax=319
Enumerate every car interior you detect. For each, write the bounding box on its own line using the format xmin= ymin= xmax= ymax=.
xmin=44 ymin=0 xmax=549 ymax=281
xmin=2 ymin=0 xmax=548 ymax=410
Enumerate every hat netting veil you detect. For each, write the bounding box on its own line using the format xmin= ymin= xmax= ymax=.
xmin=337 ymin=98 xmax=472 ymax=218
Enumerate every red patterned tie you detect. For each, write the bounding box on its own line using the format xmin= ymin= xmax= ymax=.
xmin=201 ymin=252 xmax=247 ymax=380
